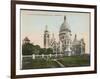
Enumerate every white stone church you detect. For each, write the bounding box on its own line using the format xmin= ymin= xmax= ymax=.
xmin=44 ymin=16 xmax=85 ymax=56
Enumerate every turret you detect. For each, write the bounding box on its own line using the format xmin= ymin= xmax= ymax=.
xmin=44 ymin=25 xmax=50 ymax=48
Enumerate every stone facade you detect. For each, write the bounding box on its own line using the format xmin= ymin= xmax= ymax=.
xmin=43 ymin=16 xmax=85 ymax=56
xmin=44 ymin=25 xmax=50 ymax=48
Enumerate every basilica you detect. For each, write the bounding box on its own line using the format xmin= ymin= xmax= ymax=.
xmin=44 ymin=16 xmax=85 ymax=56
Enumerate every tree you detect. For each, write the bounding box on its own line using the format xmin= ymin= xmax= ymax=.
xmin=39 ymin=48 xmax=46 ymax=54
xmin=22 ymin=42 xmax=53 ymax=55
xmin=46 ymin=48 xmax=53 ymax=54
xmin=39 ymin=48 xmax=53 ymax=55
xmin=22 ymin=43 xmax=34 ymax=55
xmin=33 ymin=45 xmax=40 ymax=54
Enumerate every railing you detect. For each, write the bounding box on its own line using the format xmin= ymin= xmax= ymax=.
xmin=22 ymin=54 xmax=64 ymax=59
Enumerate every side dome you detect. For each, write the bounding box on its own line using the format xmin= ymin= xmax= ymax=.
xmin=60 ymin=16 xmax=71 ymax=32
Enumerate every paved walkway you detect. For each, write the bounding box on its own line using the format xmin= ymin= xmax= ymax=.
xmin=52 ymin=59 xmax=65 ymax=67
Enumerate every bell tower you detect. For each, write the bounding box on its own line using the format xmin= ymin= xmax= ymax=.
xmin=44 ymin=25 xmax=50 ymax=48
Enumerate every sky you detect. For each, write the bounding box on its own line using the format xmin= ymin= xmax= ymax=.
xmin=21 ymin=10 xmax=90 ymax=53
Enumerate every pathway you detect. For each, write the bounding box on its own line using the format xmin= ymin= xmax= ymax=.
xmin=52 ymin=59 xmax=65 ymax=67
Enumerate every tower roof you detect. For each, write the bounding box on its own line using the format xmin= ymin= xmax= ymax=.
xmin=73 ymin=34 xmax=80 ymax=45
xmin=52 ymin=33 xmax=55 ymax=41
xmin=24 ymin=37 xmax=30 ymax=41
xmin=44 ymin=25 xmax=49 ymax=32
xmin=45 ymin=25 xmax=48 ymax=31
xmin=60 ymin=16 xmax=71 ymax=32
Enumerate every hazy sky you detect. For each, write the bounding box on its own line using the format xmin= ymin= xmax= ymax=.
xmin=21 ymin=10 xmax=90 ymax=53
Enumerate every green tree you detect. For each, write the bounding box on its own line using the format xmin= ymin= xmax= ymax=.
xmin=33 ymin=45 xmax=40 ymax=54
xmin=39 ymin=48 xmax=53 ymax=55
xmin=39 ymin=48 xmax=46 ymax=54
xmin=22 ymin=43 xmax=34 ymax=55
xmin=46 ymin=48 xmax=53 ymax=54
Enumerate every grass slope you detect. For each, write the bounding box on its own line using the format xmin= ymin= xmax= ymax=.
xmin=22 ymin=54 xmax=90 ymax=69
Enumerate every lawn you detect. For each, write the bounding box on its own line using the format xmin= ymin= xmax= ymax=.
xmin=22 ymin=57 xmax=60 ymax=69
xmin=22 ymin=54 xmax=90 ymax=69
xmin=58 ymin=54 xmax=90 ymax=67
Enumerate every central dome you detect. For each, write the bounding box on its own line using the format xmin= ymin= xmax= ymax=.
xmin=60 ymin=16 xmax=70 ymax=32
